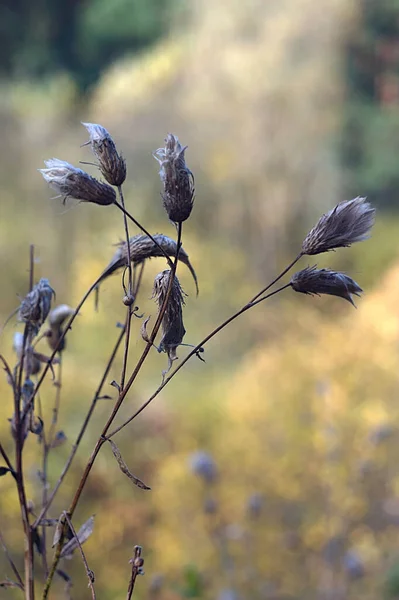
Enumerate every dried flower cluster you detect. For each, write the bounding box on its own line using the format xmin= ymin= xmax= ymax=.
xmin=302 ymin=196 xmax=375 ymax=255
xmin=18 ymin=278 xmax=55 ymax=333
xmin=154 ymin=134 xmax=195 ymax=223
xmin=152 ymin=269 xmax=186 ymax=369
xmin=39 ymin=159 xmax=116 ymax=206
xmin=99 ymin=233 xmax=198 ymax=294
xmin=290 ymin=266 xmax=363 ymax=306
xmin=82 ymin=122 xmax=126 ymax=187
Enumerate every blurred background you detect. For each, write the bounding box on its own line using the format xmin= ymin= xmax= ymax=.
xmin=1 ymin=0 xmax=399 ymax=598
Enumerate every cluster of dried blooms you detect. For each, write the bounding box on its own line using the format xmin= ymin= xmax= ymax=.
xmin=0 ymin=121 xmax=376 ymax=599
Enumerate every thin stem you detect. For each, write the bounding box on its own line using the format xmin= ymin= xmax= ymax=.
xmin=0 ymin=525 xmax=24 ymax=590
xmin=36 ymin=391 xmax=49 ymax=578
xmin=48 ymin=359 xmax=62 ymax=446
xmin=32 ymin=325 xmax=126 ymax=530
xmin=118 ymin=186 xmax=133 ymax=390
xmin=42 ymin=224 xmax=183 ymax=597
xmin=63 ymin=513 xmax=96 ymax=600
xmin=114 ymin=201 xmax=174 ymax=269
xmin=0 ymin=440 xmax=15 ymax=474
xmin=247 ymin=253 xmax=302 ymax=304
xmin=126 ymin=546 xmax=143 ymax=600
xmin=107 ymin=284 xmax=291 ymax=439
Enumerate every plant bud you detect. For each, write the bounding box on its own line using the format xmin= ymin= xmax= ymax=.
xmin=40 ymin=159 xmax=116 ymax=206
xmin=153 ymin=134 xmax=195 ymax=223
xmin=82 ymin=122 xmax=126 ymax=186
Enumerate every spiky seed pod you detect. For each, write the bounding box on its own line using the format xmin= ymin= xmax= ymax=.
xmin=19 ymin=278 xmax=55 ymax=334
xmin=45 ymin=304 xmax=75 ymax=352
xmin=99 ymin=233 xmax=199 ymax=294
xmin=290 ymin=266 xmax=362 ymax=306
xmin=82 ymin=122 xmax=126 ymax=186
xmin=302 ymin=197 xmax=375 ymax=255
xmin=152 ymin=270 xmax=186 ymax=364
xmin=153 ymin=134 xmax=194 ymax=223
xmin=39 ymin=159 xmax=116 ymax=206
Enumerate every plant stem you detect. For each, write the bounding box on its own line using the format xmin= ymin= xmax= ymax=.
xmin=118 ymin=186 xmax=133 ymax=390
xmin=0 ymin=525 xmax=24 ymax=590
xmin=32 ymin=325 xmax=126 ymax=530
xmin=42 ymin=223 xmax=183 ymax=598
xmin=63 ymin=513 xmax=96 ymax=600
xmin=247 ymin=253 xmax=302 ymax=304
xmin=114 ymin=201 xmax=174 ymax=269
xmin=107 ymin=284 xmax=291 ymax=439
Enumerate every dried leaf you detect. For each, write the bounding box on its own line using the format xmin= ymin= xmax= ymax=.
xmin=52 ymin=514 xmax=66 ymax=548
xmin=108 ymin=439 xmax=151 ymax=490
xmin=110 ymin=380 xmax=120 ymax=392
xmin=140 ymin=317 xmax=151 ymax=343
xmin=0 ymin=578 xmax=23 ymax=589
xmin=0 ymin=466 xmax=11 ymax=476
xmin=60 ymin=516 xmax=95 ymax=558
xmin=32 ymin=529 xmax=43 ymax=555
xmin=38 ymin=518 xmax=59 ymax=527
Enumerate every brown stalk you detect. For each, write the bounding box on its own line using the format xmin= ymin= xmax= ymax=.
xmin=15 ymin=246 xmax=35 ymax=600
xmin=126 ymin=546 xmax=144 ymax=600
xmin=32 ymin=324 xmax=126 ymax=531
xmin=42 ymin=223 xmax=183 ymax=598
xmin=118 ymin=185 xmax=133 ymax=390
xmin=63 ymin=513 xmax=96 ymax=600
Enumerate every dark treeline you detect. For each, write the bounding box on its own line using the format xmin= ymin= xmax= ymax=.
xmin=0 ymin=0 xmax=174 ymax=90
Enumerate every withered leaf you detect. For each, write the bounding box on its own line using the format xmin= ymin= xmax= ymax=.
xmin=32 ymin=529 xmax=43 ymax=555
xmin=0 ymin=466 xmax=11 ymax=476
xmin=140 ymin=317 xmax=151 ymax=343
xmin=60 ymin=515 xmax=95 ymax=558
xmin=38 ymin=518 xmax=59 ymax=527
xmin=108 ymin=439 xmax=151 ymax=490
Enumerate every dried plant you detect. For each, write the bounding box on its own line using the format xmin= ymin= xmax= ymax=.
xmin=290 ymin=266 xmax=363 ymax=306
xmin=153 ymin=134 xmax=195 ymax=223
xmin=39 ymin=159 xmax=116 ymax=206
xmin=0 ymin=122 xmax=375 ymax=600
xmin=301 ymin=196 xmax=375 ymax=256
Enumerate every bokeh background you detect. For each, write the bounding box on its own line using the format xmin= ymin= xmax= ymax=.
xmin=1 ymin=0 xmax=399 ymax=598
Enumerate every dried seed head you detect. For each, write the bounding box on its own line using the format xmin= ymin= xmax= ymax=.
xmin=302 ymin=197 xmax=375 ymax=255
xmin=153 ymin=134 xmax=195 ymax=223
xmin=189 ymin=451 xmax=217 ymax=483
xmin=13 ymin=332 xmax=41 ymax=376
xmin=82 ymin=122 xmax=127 ymax=186
xmin=40 ymin=159 xmax=116 ymax=206
xmin=152 ymin=270 xmax=186 ymax=362
xmin=99 ymin=233 xmax=199 ymax=294
xmin=290 ymin=266 xmax=363 ymax=306
xmin=19 ymin=278 xmax=55 ymax=333
xmin=45 ymin=304 xmax=75 ymax=352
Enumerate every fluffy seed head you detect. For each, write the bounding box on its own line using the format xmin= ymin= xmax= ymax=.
xmin=152 ymin=270 xmax=186 ymax=361
xmin=99 ymin=233 xmax=198 ymax=294
xmin=302 ymin=197 xmax=375 ymax=255
xmin=40 ymin=159 xmax=116 ymax=206
xmin=82 ymin=122 xmax=126 ymax=186
xmin=153 ymin=134 xmax=195 ymax=223
xmin=19 ymin=278 xmax=55 ymax=333
xmin=290 ymin=266 xmax=362 ymax=306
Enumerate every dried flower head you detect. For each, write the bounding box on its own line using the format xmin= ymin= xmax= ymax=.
xmin=302 ymin=197 xmax=375 ymax=255
xmin=99 ymin=233 xmax=199 ymax=294
xmin=153 ymin=134 xmax=194 ymax=223
xmin=19 ymin=278 xmax=55 ymax=333
xmin=290 ymin=266 xmax=362 ymax=306
xmin=152 ymin=270 xmax=186 ymax=368
xmin=45 ymin=304 xmax=75 ymax=352
xmin=82 ymin=122 xmax=126 ymax=186
xmin=40 ymin=159 xmax=116 ymax=206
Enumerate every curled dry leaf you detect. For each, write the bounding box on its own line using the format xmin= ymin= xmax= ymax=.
xmin=108 ymin=439 xmax=151 ymax=490
xmin=52 ymin=514 xmax=66 ymax=548
xmin=140 ymin=317 xmax=151 ymax=344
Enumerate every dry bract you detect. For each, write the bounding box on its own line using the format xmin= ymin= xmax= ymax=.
xmin=290 ymin=266 xmax=363 ymax=306
xmin=82 ymin=122 xmax=126 ymax=187
xmin=19 ymin=278 xmax=55 ymax=333
xmin=39 ymin=159 xmax=116 ymax=206
xmin=302 ymin=197 xmax=375 ymax=255
xmin=152 ymin=270 xmax=186 ymax=367
xmin=154 ymin=134 xmax=195 ymax=223
xmin=99 ymin=233 xmax=199 ymax=294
